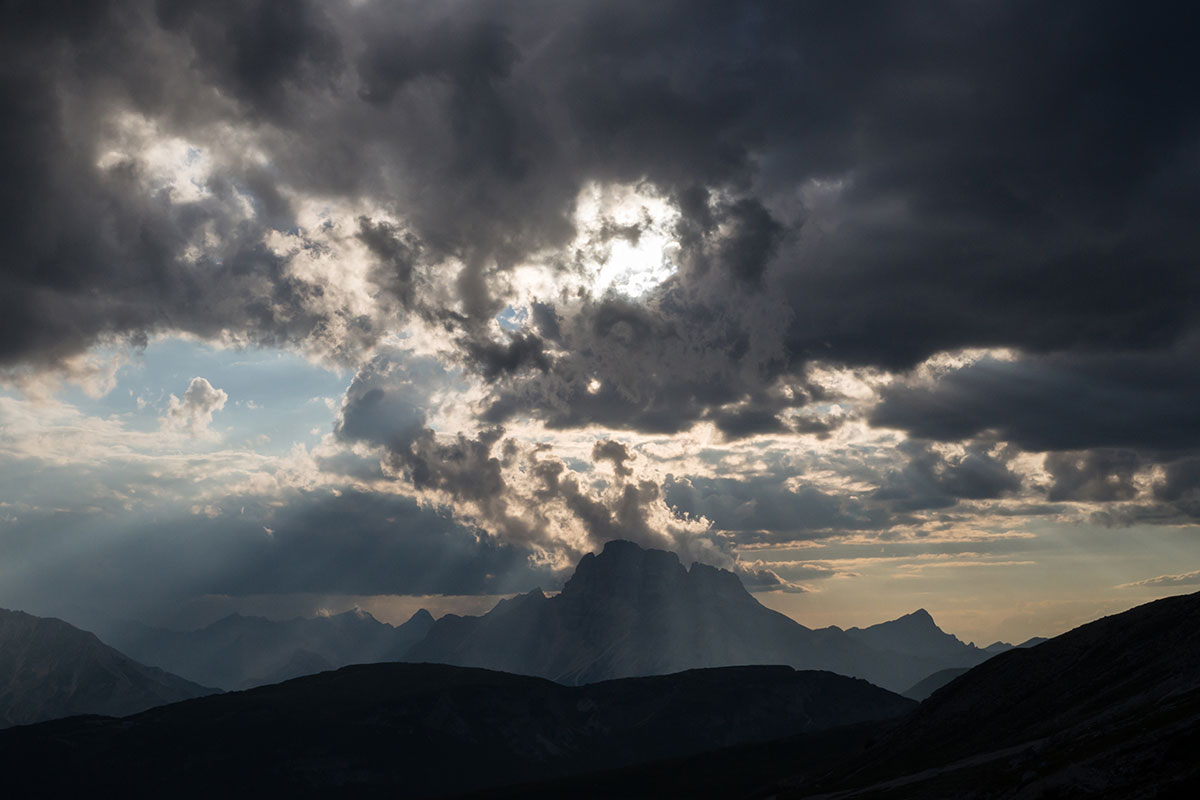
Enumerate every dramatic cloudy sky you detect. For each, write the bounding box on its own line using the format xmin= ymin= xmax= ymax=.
xmin=3 ymin=0 xmax=1199 ymax=644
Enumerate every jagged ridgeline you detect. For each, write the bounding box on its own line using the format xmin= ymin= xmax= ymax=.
xmin=110 ymin=540 xmax=991 ymax=693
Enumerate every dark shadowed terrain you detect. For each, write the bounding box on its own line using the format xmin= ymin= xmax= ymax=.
xmin=3 ymin=582 xmax=1197 ymax=798
xmin=0 ymin=662 xmax=913 ymax=798
xmin=0 ymin=609 xmax=215 ymax=729
xmin=770 ymin=589 xmax=1200 ymax=798
xmin=463 ymin=590 xmax=1200 ymax=799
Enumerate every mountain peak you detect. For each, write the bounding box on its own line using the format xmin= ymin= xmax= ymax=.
xmin=406 ymin=608 xmax=435 ymax=625
xmin=562 ymin=540 xmax=687 ymax=599
xmin=601 ymin=538 xmax=643 ymax=555
xmin=687 ymin=560 xmax=754 ymax=601
xmin=0 ymin=608 xmax=214 ymax=728
xmin=845 ymin=606 xmax=980 ymax=662
xmin=902 ymin=608 xmax=935 ymax=625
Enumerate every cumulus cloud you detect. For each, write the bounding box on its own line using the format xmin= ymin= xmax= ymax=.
xmin=164 ymin=377 xmax=228 ymax=436
xmin=592 ymin=439 xmax=634 ymax=479
xmin=5 ymin=0 xmax=1200 ymax=613
xmin=334 ymin=350 xmax=723 ymax=570
xmin=6 ymin=1 xmax=1196 ymax=405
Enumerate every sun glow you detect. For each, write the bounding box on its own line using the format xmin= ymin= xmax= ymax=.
xmin=572 ymin=181 xmax=681 ymax=298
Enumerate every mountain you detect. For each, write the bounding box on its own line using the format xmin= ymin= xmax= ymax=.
xmin=0 ymin=608 xmax=216 ymax=729
xmin=492 ymin=589 xmax=1200 ymax=799
xmin=900 ymin=637 xmax=1048 ymax=700
xmin=981 ymin=635 xmax=1049 ymax=655
xmin=846 ymin=608 xmax=982 ymax=661
xmin=407 ymin=540 xmax=986 ymax=692
xmin=107 ymin=607 xmax=434 ymax=689
xmin=0 ymin=662 xmax=915 ymax=798
xmin=900 ymin=666 xmax=971 ymax=701
xmin=775 ymin=589 xmax=1200 ymax=798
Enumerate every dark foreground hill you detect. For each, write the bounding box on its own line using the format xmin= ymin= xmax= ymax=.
xmin=771 ymin=589 xmax=1200 ymax=798
xmin=0 ymin=609 xmax=215 ymax=729
xmin=408 ymin=539 xmax=987 ymax=692
xmin=900 ymin=667 xmax=971 ymax=701
xmin=0 ymin=662 xmax=913 ymax=798
xmin=472 ymin=590 xmax=1200 ymax=799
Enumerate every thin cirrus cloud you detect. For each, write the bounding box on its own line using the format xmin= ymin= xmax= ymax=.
xmin=1117 ymin=570 xmax=1200 ymax=590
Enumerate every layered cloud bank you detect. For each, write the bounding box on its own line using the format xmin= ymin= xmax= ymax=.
xmin=2 ymin=1 xmax=1199 ymax=638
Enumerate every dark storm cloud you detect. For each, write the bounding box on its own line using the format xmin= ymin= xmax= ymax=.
xmin=356 ymin=217 xmax=421 ymax=309
xmin=715 ymin=198 xmax=784 ymax=286
xmin=872 ymin=441 xmax=1022 ymax=511
xmin=662 ymin=474 xmax=885 ymax=537
xmin=481 ymin=290 xmax=799 ymax=437
xmin=334 ymin=352 xmax=688 ymax=556
xmin=334 ymin=353 xmax=537 ymax=542
xmin=1045 ymin=450 xmax=1140 ymax=503
xmin=464 ymin=332 xmax=549 ymax=382
xmin=155 ymin=0 xmax=342 ymax=117
xmin=591 ymin=439 xmax=634 ymax=479
xmin=872 ymin=349 xmax=1200 ymax=453
xmin=0 ymin=1 xmax=373 ymax=367
xmin=464 ymin=0 xmax=1200 ymax=443
xmin=5 ymin=0 xmax=1200 ymax=476
xmin=1156 ymin=458 xmax=1200 ymax=503
xmin=664 ymin=440 xmax=1027 ymax=543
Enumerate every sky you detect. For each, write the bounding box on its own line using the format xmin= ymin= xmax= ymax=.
xmin=2 ymin=0 xmax=1199 ymax=646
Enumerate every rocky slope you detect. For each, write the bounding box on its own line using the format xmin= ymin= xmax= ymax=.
xmin=780 ymin=589 xmax=1200 ymax=798
xmin=408 ymin=540 xmax=987 ymax=692
xmin=0 ymin=608 xmax=215 ymax=729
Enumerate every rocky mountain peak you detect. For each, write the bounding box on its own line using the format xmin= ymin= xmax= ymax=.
xmin=898 ymin=608 xmax=936 ymax=627
xmin=560 ymin=540 xmax=689 ymax=601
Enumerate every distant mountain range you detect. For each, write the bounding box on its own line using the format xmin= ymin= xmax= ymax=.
xmin=455 ymin=589 xmax=1200 ymax=798
xmin=0 ymin=663 xmax=915 ymax=797
xmin=107 ymin=607 xmax=434 ymax=689
xmin=407 ymin=540 xmax=989 ymax=692
xmin=900 ymin=636 xmax=1048 ymax=700
xmin=0 ymin=609 xmax=215 ymax=729
xmin=981 ymin=635 xmax=1049 ymax=654
xmin=3 ymin=589 xmax=1198 ymax=798
xmin=106 ymin=540 xmax=995 ymax=693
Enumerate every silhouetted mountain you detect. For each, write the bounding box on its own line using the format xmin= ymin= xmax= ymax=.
xmin=0 ymin=608 xmax=215 ymax=729
xmin=846 ymin=608 xmax=981 ymax=660
xmin=900 ymin=667 xmax=970 ymax=701
xmin=0 ymin=662 xmax=915 ymax=798
xmin=108 ymin=607 xmax=434 ymax=689
xmin=499 ymin=590 xmax=1200 ymax=798
xmin=776 ymin=589 xmax=1200 ymax=798
xmin=980 ymin=635 xmax=1048 ymax=655
xmin=246 ymin=648 xmax=333 ymax=687
xmin=408 ymin=540 xmax=985 ymax=692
